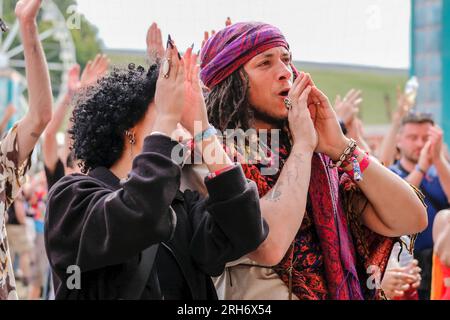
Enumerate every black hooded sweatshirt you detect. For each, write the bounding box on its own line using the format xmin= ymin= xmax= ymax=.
xmin=45 ymin=134 xmax=268 ymax=300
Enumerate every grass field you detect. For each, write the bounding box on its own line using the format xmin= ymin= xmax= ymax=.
xmin=107 ymin=50 xmax=408 ymax=125
xmin=296 ymin=63 xmax=408 ymax=125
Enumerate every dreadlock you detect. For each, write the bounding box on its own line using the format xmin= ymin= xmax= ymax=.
xmin=206 ymin=67 xmax=254 ymax=132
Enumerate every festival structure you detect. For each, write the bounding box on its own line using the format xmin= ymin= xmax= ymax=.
xmin=410 ymin=0 xmax=450 ymax=143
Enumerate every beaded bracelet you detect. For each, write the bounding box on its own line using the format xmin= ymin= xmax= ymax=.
xmin=328 ymin=139 xmax=358 ymax=169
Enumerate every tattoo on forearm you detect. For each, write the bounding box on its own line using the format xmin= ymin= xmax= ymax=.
xmin=30 ymin=132 xmax=40 ymax=138
xmin=266 ymin=153 xmax=309 ymax=202
xmin=291 ymin=153 xmax=305 ymax=164
xmin=267 ymin=182 xmax=283 ymax=202
xmin=286 ymin=152 xmax=305 ymax=185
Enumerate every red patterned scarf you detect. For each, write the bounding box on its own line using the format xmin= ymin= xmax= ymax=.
xmin=241 ymin=140 xmax=395 ymax=300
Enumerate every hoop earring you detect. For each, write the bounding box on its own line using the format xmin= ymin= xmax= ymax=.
xmin=125 ymin=130 xmax=136 ymax=145
xmin=125 ymin=130 xmax=136 ymax=158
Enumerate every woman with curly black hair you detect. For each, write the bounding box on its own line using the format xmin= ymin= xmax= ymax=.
xmin=44 ymin=41 xmax=268 ymax=300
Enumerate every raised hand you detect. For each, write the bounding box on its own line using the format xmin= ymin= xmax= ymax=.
xmin=180 ymin=46 xmax=209 ymax=135
xmin=153 ymin=38 xmax=185 ymax=136
xmin=80 ymin=54 xmax=109 ymax=88
xmin=393 ymin=86 xmax=414 ymax=122
xmin=334 ymin=89 xmax=363 ymax=126
xmin=201 ymin=31 xmax=210 ymax=49
xmin=307 ymin=81 xmax=350 ymax=160
xmin=15 ymin=0 xmax=53 ymax=165
xmin=201 ymin=18 xmax=231 ymax=48
xmin=428 ymin=125 xmax=444 ymax=163
xmin=287 ymin=72 xmax=318 ymax=152
xmin=418 ymin=141 xmax=433 ymax=172
xmin=146 ymin=22 xmax=165 ymax=64
xmin=67 ymin=64 xmax=81 ymax=94
xmin=15 ymin=0 xmax=41 ymax=23
xmin=179 ymin=44 xmax=232 ymax=170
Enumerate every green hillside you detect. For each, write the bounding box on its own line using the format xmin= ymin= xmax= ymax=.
xmin=296 ymin=64 xmax=408 ymax=125
xmin=107 ymin=51 xmax=148 ymax=68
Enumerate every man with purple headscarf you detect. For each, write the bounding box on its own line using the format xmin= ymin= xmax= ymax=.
xmin=200 ymin=21 xmax=427 ymax=300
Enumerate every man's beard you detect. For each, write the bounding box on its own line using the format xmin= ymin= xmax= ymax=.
xmin=250 ymin=105 xmax=286 ymax=128
xmin=402 ymin=151 xmax=419 ymax=164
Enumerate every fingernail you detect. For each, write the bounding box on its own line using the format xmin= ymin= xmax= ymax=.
xmin=191 ymin=43 xmax=195 ymax=50
xmin=0 ymin=18 xmax=9 ymax=33
xmin=167 ymin=35 xmax=174 ymax=49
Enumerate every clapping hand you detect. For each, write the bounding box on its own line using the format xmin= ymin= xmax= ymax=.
xmin=307 ymin=79 xmax=350 ymax=160
xmin=146 ymin=22 xmax=165 ymax=64
xmin=334 ymin=89 xmax=363 ymax=126
xmin=80 ymin=54 xmax=110 ymax=88
xmin=201 ymin=17 xmax=232 ymax=48
xmin=180 ymin=46 xmax=209 ymax=135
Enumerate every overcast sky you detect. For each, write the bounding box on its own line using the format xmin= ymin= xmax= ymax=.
xmin=76 ymin=0 xmax=411 ymax=69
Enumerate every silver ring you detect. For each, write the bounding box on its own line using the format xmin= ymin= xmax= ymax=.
xmin=162 ymin=58 xmax=171 ymax=79
xmin=284 ymin=97 xmax=293 ymax=110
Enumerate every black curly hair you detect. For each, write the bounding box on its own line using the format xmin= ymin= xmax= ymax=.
xmin=69 ymin=63 xmax=159 ymax=174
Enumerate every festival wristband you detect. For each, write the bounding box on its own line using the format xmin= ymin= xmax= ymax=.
xmin=207 ymin=164 xmax=236 ymax=180
xmin=342 ymin=151 xmax=370 ymax=182
xmin=194 ymin=125 xmax=217 ymax=143
xmin=341 ymin=147 xmax=362 ymax=168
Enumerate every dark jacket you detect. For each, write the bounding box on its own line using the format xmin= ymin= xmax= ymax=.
xmin=44 ymin=134 xmax=268 ymax=300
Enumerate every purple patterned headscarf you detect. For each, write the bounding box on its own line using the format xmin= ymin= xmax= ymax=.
xmin=200 ymin=22 xmax=295 ymax=89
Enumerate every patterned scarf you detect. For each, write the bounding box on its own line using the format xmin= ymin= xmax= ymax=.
xmin=240 ymin=135 xmax=363 ymax=299
xmin=240 ymin=136 xmax=398 ymax=300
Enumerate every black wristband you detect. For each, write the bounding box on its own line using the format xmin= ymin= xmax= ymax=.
xmin=339 ymin=120 xmax=348 ymax=135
